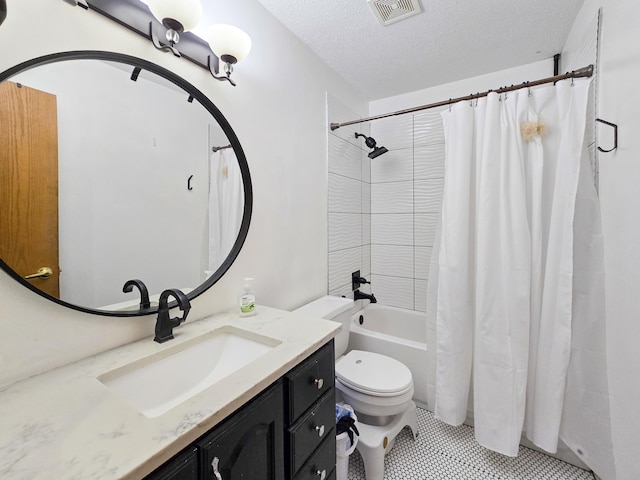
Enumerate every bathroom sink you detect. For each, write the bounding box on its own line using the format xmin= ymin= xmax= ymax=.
xmin=98 ymin=326 xmax=281 ymax=418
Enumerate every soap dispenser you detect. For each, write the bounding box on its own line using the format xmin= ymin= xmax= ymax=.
xmin=239 ymin=278 xmax=256 ymax=316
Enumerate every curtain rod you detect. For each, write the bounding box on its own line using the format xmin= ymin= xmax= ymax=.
xmin=329 ymin=65 xmax=594 ymax=131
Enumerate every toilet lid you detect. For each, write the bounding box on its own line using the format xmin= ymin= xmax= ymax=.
xmin=335 ymin=350 xmax=413 ymax=396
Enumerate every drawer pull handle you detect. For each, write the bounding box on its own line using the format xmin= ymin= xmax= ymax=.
xmin=316 ymin=469 xmax=327 ymax=480
xmin=314 ymin=378 xmax=324 ymax=389
xmin=212 ymin=456 xmax=222 ymax=480
xmin=315 ymin=424 xmax=325 ymax=437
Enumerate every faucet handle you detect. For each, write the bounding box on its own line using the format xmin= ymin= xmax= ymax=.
xmin=351 ymin=270 xmax=371 ymax=291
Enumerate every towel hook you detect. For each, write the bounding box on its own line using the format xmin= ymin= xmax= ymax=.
xmin=596 ymin=118 xmax=618 ymax=153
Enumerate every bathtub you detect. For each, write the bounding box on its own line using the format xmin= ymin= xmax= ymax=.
xmin=347 ymin=304 xmax=431 ymax=410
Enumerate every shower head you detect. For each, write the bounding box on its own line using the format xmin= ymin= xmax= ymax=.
xmin=355 ymin=132 xmax=388 ymax=159
xmin=368 ymin=146 xmax=388 ymax=159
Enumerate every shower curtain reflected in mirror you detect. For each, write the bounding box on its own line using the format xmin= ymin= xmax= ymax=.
xmin=208 ymin=148 xmax=244 ymax=274
xmin=426 ymin=78 xmax=615 ymax=478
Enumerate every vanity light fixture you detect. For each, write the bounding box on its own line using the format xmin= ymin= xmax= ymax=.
xmin=64 ymin=0 xmax=251 ymax=86
xmin=142 ymin=0 xmax=203 ymax=55
xmin=0 ymin=0 xmax=6 ymax=26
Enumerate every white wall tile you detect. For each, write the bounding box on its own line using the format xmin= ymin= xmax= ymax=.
xmin=362 ymin=214 xmax=371 ymax=246
xmin=371 ymin=115 xmax=414 ymax=151
xmin=371 ymin=245 xmax=414 ymax=278
xmin=371 ymin=214 xmax=414 ymax=245
xmin=414 ymin=179 xmax=444 ymax=213
xmin=414 ymin=144 xmax=445 ymax=180
xmin=413 ymin=109 xmax=445 ymax=147
xmin=329 ymin=246 xmax=362 ymax=293
xmin=329 ymin=134 xmax=363 ymax=181
xmin=414 ymin=280 xmax=428 ymax=312
xmin=371 ymin=274 xmax=414 ymax=310
xmin=361 ymin=244 xmax=371 ymax=278
xmin=415 ymin=246 xmax=433 ymax=280
xmin=328 ymin=213 xmax=362 ymax=252
xmin=329 ymin=283 xmax=353 ymax=299
xmin=361 ymin=182 xmax=371 ymax=214
xmin=371 ymin=181 xmax=413 ymax=214
xmin=371 ymin=147 xmax=413 ymax=183
xmin=329 ymin=173 xmax=361 ymax=214
xmin=415 ymin=213 xmax=439 ymax=246
xmin=329 ymin=97 xmax=446 ymax=314
xmin=361 ymin=149 xmax=371 ymax=183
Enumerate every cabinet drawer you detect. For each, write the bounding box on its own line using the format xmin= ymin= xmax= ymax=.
xmin=289 ymin=388 xmax=335 ymax=475
xmin=286 ymin=341 xmax=335 ymax=421
xmin=293 ymin=433 xmax=336 ymax=480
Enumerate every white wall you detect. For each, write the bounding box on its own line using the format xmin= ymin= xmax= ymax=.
xmin=0 ymin=0 xmax=367 ymax=387
xmin=564 ymin=2 xmax=640 ymax=479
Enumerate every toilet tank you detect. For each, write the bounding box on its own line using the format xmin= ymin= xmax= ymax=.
xmin=293 ymin=295 xmax=354 ymax=358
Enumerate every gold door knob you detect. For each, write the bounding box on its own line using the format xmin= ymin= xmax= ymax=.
xmin=24 ymin=267 xmax=53 ymax=279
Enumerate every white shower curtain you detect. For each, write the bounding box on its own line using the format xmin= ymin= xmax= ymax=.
xmin=430 ymin=79 xmax=595 ymax=457
xmin=208 ymin=149 xmax=244 ymax=273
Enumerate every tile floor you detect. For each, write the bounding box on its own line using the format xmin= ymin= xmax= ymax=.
xmin=346 ymin=408 xmax=595 ymax=480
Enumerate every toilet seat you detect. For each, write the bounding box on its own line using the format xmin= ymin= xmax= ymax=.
xmin=336 ymin=350 xmax=413 ymax=397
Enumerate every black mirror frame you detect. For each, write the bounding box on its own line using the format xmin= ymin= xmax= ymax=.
xmin=0 ymin=50 xmax=253 ymax=316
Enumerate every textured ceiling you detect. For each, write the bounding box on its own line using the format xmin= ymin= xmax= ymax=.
xmin=255 ymin=0 xmax=585 ymax=100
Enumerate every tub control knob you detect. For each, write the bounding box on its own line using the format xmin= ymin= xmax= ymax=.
xmin=315 ymin=425 xmax=325 ymax=437
xmin=314 ymin=378 xmax=324 ymax=389
xmin=316 ymin=469 xmax=327 ymax=480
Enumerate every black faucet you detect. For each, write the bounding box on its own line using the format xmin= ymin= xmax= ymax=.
xmin=354 ymin=289 xmax=377 ymax=304
xmin=154 ymin=289 xmax=191 ymax=343
xmin=122 ymin=279 xmax=151 ymax=310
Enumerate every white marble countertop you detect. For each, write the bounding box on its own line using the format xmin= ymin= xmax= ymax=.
xmin=0 ymin=306 xmax=340 ymax=480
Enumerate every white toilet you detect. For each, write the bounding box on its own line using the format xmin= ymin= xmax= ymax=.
xmin=294 ymin=295 xmax=418 ymax=480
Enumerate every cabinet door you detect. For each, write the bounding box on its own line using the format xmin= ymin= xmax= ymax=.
xmin=143 ymin=446 xmax=198 ymax=480
xmin=197 ymin=382 xmax=284 ymax=480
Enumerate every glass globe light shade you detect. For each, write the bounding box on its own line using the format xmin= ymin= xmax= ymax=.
xmin=144 ymin=0 xmax=203 ymax=32
xmin=206 ymin=24 xmax=252 ymax=63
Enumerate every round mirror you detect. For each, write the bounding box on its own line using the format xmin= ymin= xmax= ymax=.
xmin=0 ymin=51 xmax=252 ymax=316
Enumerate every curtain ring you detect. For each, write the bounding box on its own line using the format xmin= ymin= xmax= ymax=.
xmin=449 ymin=99 xmax=452 ymax=112
xmin=475 ymin=94 xmax=479 ymax=107
xmin=571 ymin=76 xmax=575 ymax=87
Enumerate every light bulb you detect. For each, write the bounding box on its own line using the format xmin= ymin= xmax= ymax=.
xmin=206 ymin=24 xmax=252 ymax=64
xmin=143 ymin=0 xmax=202 ymax=32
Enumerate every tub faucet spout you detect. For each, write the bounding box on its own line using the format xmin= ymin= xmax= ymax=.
xmin=354 ymin=289 xmax=377 ymax=304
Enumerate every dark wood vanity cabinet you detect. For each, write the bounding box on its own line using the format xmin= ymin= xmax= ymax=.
xmin=143 ymin=447 xmax=199 ymax=480
xmin=145 ymin=341 xmax=336 ymax=480
xmin=197 ymin=382 xmax=284 ymax=479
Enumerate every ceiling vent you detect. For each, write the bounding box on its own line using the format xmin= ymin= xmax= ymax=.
xmin=367 ymin=0 xmax=423 ymax=26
